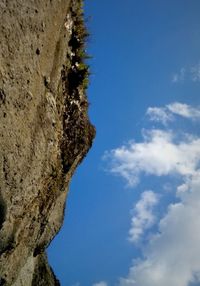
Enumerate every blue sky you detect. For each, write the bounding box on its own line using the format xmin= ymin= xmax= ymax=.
xmin=48 ymin=1 xmax=200 ymax=285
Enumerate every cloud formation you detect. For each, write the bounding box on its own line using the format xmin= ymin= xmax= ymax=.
xmin=172 ymin=67 xmax=185 ymax=83
xmin=120 ymin=173 xmax=200 ymax=286
xmin=172 ymin=63 xmax=200 ymax=83
xmin=104 ymin=102 xmax=200 ymax=286
xmin=129 ymin=190 xmax=159 ymax=243
xmin=106 ymin=129 xmax=200 ymax=186
xmin=146 ymin=107 xmax=173 ymax=125
xmin=190 ymin=63 xmax=200 ymax=82
xmin=92 ymin=282 xmax=108 ymax=286
xmin=147 ymin=102 xmax=200 ymax=124
xmin=167 ymin=102 xmax=200 ymax=119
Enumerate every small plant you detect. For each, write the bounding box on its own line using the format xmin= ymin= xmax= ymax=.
xmin=60 ymin=0 xmax=95 ymax=174
xmin=68 ymin=0 xmax=92 ymax=93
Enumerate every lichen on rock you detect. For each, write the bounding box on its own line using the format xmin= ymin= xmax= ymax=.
xmin=0 ymin=0 xmax=95 ymax=285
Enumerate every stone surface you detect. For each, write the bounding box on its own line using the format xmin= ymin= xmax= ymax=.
xmin=0 ymin=0 xmax=95 ymax=285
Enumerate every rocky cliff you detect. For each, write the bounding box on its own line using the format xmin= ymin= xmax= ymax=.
xmin=0 ymin=0 xmax=95 ymax=285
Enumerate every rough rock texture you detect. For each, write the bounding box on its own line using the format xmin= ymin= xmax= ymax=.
xmin=0 ymin=0 xmax=95 ymax=285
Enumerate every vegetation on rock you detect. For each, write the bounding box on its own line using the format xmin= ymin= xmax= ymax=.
xmin=61 ymin=0 xmax=95 ymax=174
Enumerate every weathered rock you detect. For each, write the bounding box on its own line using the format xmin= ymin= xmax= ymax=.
xmin=0 ymin=0 xmax=95 ymax=285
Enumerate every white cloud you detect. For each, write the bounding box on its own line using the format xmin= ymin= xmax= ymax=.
xmin=92 ymin=282 xmax=108 ymax=286
xmin=129 ymin=191 xmax=159 ymax=243
xmin=167 ymin=102 xmax=200 ymax=119
xmin=146 ymin=107 xmax=173 ymax=125
xmin=106 ymin=129 xmax=200 ymax=186
xmin=120 ymin=173 xmax=200 ymax=286
xmin=172 ymin=67 xmax=185 ymax=83
xmin=147 ymin=102 xmax=200 ymax=124
xmin=172 ymin=63 xmax=200 ymax=83
xmin=104 ymin=102 xmax=200 ymax=286
xmin=191 ymin=63 xmax=200 ymax=82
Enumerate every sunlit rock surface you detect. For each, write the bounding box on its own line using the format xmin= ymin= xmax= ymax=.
xmin=0 ymin=0 xmax=95 ymax=285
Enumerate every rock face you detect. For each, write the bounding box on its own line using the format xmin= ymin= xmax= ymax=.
xmin=0 ymin=0 xmax=95 ymax=285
